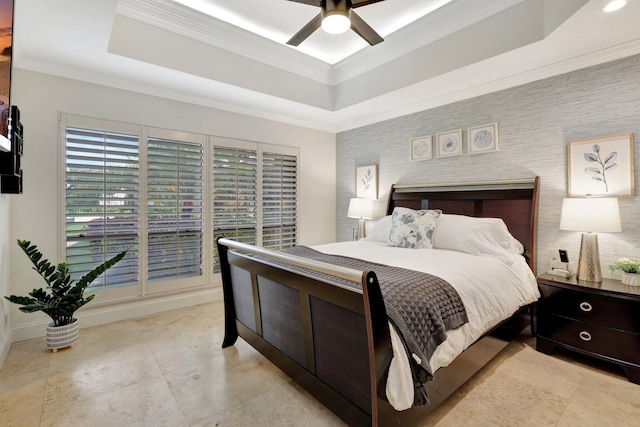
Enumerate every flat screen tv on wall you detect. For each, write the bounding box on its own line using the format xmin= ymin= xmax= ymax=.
xmin=0 ymin=0 xmax=12 ymax=151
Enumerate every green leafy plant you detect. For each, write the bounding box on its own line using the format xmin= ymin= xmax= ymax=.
xmin=609 ymin=257 xmax=640 ymax=274
xmin=4 ymin=240 xmax=127 ymax=326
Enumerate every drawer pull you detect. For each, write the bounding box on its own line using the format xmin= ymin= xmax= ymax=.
xmin=579 ymin=331 xmax=592 ymax=341
xmin=579 ymin=302 xmax=593 ymax=312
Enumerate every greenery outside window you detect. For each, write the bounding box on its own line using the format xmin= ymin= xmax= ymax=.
xmin=62 ymin=115 xmax=298 ymax=301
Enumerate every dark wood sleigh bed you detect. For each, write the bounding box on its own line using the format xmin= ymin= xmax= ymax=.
xmin=216 ymin=177 xmax=539 ymax=426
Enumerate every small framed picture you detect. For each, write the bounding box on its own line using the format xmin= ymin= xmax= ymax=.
xmin=468 ymin=123 xmax=499 ymax=154
xmin=567 ymin=133 xmax=635 ymax=197
xmin=436 ymin=129 xmax=462 ymax=158
xmin=356 ymin=164 xmax=378 ymax=199
xmin=410 ymin=135 xmax=432 ymax=161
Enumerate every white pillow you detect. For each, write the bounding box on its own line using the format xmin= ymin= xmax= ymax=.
xmin=363 ymin=215 xmax=393 ymax=242
xmin=433 ymin=214 xmax=523 ymax=259
xmin=388 ymin=207 xmax=441 ymax=249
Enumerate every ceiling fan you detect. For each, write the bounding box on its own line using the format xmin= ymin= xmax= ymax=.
xmin=286 ymin=0 xmax=385 ymax=47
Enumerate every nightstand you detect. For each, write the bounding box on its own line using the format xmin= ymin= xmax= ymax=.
xmin=536 ymin=273 xmax=640 ymax=384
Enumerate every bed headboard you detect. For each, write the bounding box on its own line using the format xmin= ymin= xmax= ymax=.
xmin=386 ymin=177 xmax=539 ymax=272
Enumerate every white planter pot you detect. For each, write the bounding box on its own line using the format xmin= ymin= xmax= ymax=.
xmin=621 ymin=272 xmax=640 ymax=287
xmin=46 ymin=319 xmax=79 ymax=352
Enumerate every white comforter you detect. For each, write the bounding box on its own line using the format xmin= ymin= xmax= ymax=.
xmin=312 ymin=240 xmax=540 ymax=410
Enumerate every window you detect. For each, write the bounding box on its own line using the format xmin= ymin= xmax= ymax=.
xmin=62 ymin=115 xmax=298 ymax=300
xmin=212 ymin=144 xmax=257 ymax=272
xmin=64 ymin=124 xmax=140 ymax=290
xmin=262 ymin=151 xmax=297 ymax=250
xmin=147 ymin=137 xmax=204 ymax=282
xmin=212 ymin=145 xmax=258 ymax=243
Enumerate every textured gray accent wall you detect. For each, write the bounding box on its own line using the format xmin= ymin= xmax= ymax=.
xmin=336 ymin=54 xmax=640 ymax=277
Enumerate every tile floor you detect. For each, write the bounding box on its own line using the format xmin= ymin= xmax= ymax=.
xmin=1 ymin=300 xmax=640 ymax=426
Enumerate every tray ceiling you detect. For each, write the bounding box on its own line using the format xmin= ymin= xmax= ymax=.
xmin=13 ymin=0 xmax=640 ymax=132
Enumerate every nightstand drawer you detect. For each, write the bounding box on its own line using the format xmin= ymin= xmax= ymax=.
xmin=538 ymin=285 xmax=640 ymax=331
xmin=538 ymin=313 xmax=640 ymax=365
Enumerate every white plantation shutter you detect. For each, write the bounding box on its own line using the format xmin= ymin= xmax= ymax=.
xmin=212 ymin=145 xmax=258 ymax=272
xmin=64 ymin=126 xmax=139 ymax=289
xmin=262 ymin=152 xmax=297 ymax=250
xmin=147 ymin=137 xmax=204 ymax=282
xmin=63 ymin=115 xmax=299 ymax=299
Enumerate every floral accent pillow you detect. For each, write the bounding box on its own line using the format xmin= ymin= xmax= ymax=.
xmin=388 ymin=207 xmax=441 ymax=249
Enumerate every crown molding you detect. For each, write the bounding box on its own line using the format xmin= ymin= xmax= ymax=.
xmin=334 ymin=38 xmax=640 ymax=132
xmin=17 ymin=36 xmax=640 ymax=135
xmin=331 ymin=0 xmax=525 ymax=84
xmin=16 ymin=53 xmax=339 ymax=133
xmin=116 ymin=0 xmax=525 ymax=87
xmin=116 ymin=0 xmax=333 ymax=84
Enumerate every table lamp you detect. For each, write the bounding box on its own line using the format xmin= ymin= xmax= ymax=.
xmin=347 ymin=198 xmax=373 ymax=239
xmin=559 ymin=197 xmax=621 ymax=282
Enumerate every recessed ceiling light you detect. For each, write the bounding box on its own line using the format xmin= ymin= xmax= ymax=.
xmin=603 ymin=0 xmax=627 ymax=13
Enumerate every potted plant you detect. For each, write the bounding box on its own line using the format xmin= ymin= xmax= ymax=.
xmin=609 ymin=257 xmax=640 ymax=286
xmin=5 ymin=239 xmax=127 ymax=351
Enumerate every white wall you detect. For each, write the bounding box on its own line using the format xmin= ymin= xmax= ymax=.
xmin=6 ymin=68 xmax=336 ymax=342
xmin=0 ymin=193 xmax=11 ymax=366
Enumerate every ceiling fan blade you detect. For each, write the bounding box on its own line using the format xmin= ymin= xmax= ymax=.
xmin=350 ymin=11 xmax=384 ymax=46
xmin=287 ymin=13 xmax=323 ymax=46
xmin=352 ymin=0 xmax=386 ymax=8
xmin=286 ymin=0 xmax=321 ymax=5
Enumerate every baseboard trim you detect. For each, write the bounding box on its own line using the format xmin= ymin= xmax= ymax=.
xmin=10 ymin=286 xmax=224 ymax=343
xmin=0 ymin=323 xmax=12 ymax=370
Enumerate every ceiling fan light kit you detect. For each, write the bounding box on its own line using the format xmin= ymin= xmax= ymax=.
xmin=287 ymin=0 xmax=385 ymax=46
xmin=321 ymin=10 xmax=351 ymax=35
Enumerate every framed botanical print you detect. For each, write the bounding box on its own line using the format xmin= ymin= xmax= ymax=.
xmin=356 ymin=164 xmax=377 ymax=199
xmin=567 ymin=133 xmax=635 ymax=197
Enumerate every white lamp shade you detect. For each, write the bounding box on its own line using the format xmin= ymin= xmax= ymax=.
xmin=347 ymin=198 xmax=373 ymax=219
xmin=559 ymin=197 xmax=622 ymax=233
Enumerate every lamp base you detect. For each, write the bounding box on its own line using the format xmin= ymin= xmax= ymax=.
xmin=358 ymin=218 xmax=366 ymax=240
xmin=576 ymin=233 xmax=602 ymax=282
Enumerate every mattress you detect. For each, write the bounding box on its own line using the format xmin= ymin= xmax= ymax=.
xmin=312 ymin=240 xmax=540 ymax=410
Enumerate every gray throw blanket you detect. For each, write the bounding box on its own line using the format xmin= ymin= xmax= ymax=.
xmin=279 ymin=246 xmax=469 ymax=406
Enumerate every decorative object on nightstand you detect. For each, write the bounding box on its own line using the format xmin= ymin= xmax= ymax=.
xmin=609 ymin=257 xmax=640 ymax=286
xmin=536 ymin=273 xmax=640 ymax=384
xmin=620 ymin=272 xmax=640 ymax=286
xmin=559 ymin=197 xmax=621 ymax=282
xmin=347 ymin=198 xmax=373 ymax=239
xmin=547 ymin=249 xmax=573 ymax=278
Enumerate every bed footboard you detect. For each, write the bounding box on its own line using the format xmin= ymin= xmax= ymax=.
xmin=216 ymin=238 xmax=532 ymax=426
xmin=217 ymin=238 xmax=393 ymax=427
